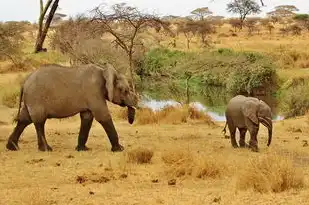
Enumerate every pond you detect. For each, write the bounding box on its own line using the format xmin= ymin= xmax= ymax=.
xmin=138 ymin=88 xmax=284 ymax=122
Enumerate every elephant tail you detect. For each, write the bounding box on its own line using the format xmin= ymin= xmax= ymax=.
xmin=222 ymin=122 xmax=227 ymax=135
xmin=13 ymin=86 xmax=24 ymax=123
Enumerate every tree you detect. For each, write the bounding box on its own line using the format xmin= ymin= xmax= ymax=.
xmin=0 ymin=22 xmax=25 ymax=65
xmin=177 ymin=19 xmax=197 ymax=50
xmin=190 ymin=7 xmax=213 ymax=20
xmin=260 ymin=18 xmax=275 ymax=35
xmin=195 ymin=20 xmax=215 ymax=46
xmin=34 ymin=0 xmax=60 ymax=53
xmin=245 ymin=17 xmax=260 ymax=35
xmin=226 ymin=0 xmax=261 ymax=28
xmin=294 ymin=14 xmax=309 ymax=31
xmin=266 ymin=5 xmax=298 ymax=19
xmin=91 ymin=3 xmax=168 ymax=91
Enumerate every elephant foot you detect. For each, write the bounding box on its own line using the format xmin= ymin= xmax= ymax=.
xmin=239 ymin=143 xmax=249 ymax=148
xmin=111 ymin=144 xmax=124 ymax=152
xmin=231 ymin=143 xmax=239 ymax=148
xmin=6 ymin=141 xmax=19 ymax=151
xmin=38 ymin=144 xmax=53 ymax=152
xmin=75 ymin=145 xmax=90 ymax=151
xmin=250 ymin=146 xmax=259 ymax=152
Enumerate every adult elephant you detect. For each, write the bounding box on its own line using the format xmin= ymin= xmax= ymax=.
xmin=6 ymin=63 xmax=138 ymax=152
xmin=222 ymin=95 xmax=272 ymax=152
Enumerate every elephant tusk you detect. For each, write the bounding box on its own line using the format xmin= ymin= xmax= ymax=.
xmin=129 ymin=106 xmax=136 ymax=110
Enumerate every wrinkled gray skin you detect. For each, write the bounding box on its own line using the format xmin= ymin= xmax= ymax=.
xmin=6 ymin=63 xmax=138 ymax=152
xmin=222 ymin=95 xmax=272 ymax=152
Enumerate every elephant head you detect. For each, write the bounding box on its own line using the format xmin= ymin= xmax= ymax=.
xmin=242 ymin=98 xmax=273 ymax=146
xmin=102 ymin=63 xmax=138 ymax=124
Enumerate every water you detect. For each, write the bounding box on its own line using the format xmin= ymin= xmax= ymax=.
xmin=139 ymin=95 xmax=284 ymax=122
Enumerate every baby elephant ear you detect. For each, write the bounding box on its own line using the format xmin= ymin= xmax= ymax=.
xmin=242 ymin=100 xmax=259 ymax=125
xmin=102 ymin=64 xmax=116 ymax=102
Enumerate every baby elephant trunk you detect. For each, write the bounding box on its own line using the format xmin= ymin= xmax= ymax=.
xmin=259 ymin=117 xmax=272 ymax=146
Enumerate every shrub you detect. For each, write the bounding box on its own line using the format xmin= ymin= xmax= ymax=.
xmin=127 ymin=147 xmax=154 ymax=164
xmin=162 ymin=150 xmax=227 ymax=179
xmin=237 ymin=154 xmax=305 ymax=193
xmin=1 ymin=87 xmax=20 ymax=108
xmin=280 ymin=80 xmax=309 ymax=118
xmin=0 ymin=21 xmax=25 ymax=64
xmin=143 ymin=48 xmax=277 ymax=96
xmin=134 ymin=105 xmax=215 ymax=125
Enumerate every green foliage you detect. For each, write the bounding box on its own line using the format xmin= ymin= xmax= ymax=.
xmin=142 ymin=47 xmax=277 ymax=99
xmin=142 ymin=48 xmax=189 ymax=75
xmin=279 ymin=79 xmax=309 ymax=118
xmin=294 ymin=14 xmax=309 ymax=21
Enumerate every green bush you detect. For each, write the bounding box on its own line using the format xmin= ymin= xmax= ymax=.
xmin=280 ymin=80 xmax=309 ymax=118
xmin=141 ymin=48 xmax=277 ymax=100
xmin=143 ymin=48 xmax=190 ymax=75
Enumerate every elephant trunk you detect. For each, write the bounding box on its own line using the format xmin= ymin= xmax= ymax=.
xmin=259 ymin=117 xmax=272 ymax=146
xmin=127 ymin=106 xmax=136 ymax=124
xmin=267 ymin=127 xmax=272 ymax=146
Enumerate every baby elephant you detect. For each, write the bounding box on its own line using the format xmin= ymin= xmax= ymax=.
xmin=222 ymin=95 xmax=272 ymax=152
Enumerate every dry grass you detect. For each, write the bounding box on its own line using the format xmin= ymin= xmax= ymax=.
xmin=162 ymin=150 xmax=227 ymax=179
xmin=236 ymin=153 xmax=305 ymax=193
xmin=127 ymin=147 xmax=154 ymax=164
xmin=126 ymin=105 xmax=215 ymax=125
xmin=1 ymin=87 xmax=20 ymax=108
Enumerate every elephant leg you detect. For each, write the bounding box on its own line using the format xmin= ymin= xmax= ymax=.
xmin=34 ymin=121 xmax=52 ymax=152
xmin=248 ymin=124 xmax=259 ymax=152
xmin=6 ymin=121 xmax=31 ymax=150
xmin=76 ymin=111 xmax=93 ymax=151
xmin=90 ymin=102 xmax=123 ymax=152
xmin=238 ymin=128 xmax=248 ymax=148
xmin=99 ymin=119 xmax=124 ymax=152
xmin=6 ymin=106 xmax=32 ymax=151
xmin=227 ymin=121 xmax=238 ymax=148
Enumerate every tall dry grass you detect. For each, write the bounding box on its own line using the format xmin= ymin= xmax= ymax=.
xmin=162 ymin=150 xmax=227 ymax=179
xmin=236 ymin=153 xmax=305 ymax=193
xmin=115 ymin=105 xmax=215 ymax=125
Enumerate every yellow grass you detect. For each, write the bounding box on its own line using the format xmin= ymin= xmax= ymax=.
xmin=2 ymin=24 xmax=309 ymax=204
xmin=1 ymin=102 xmax=309 ymax=204
xmin=236 ymin=153 xmax=305 ymax=193
xmin=127 ymin=147 xmax=154 ymax=164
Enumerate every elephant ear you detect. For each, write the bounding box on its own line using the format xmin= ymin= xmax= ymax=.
xmin=242 ymin=100 xmax=259 ymax=125
xmin=102 ymin=63 xmax=117 ymax=101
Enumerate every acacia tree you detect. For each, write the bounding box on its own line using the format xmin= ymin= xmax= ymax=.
xmin=190 ymin=7 xmax=213 ymax=20
xmin=177 ymin=20 xmax=197 ymax=50
xmin=294 ymin=14 xmax=309 ymax=31
xmin=91 ymin=3 xmax=168 ymax=91
xmin=34 ymin=0 xmax=60 ymax=53
xmin=226 ymin=0 xmax=261 ymax=28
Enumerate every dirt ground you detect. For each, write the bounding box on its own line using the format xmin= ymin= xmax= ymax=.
xmin=1 ymin=104 xmax=309 ymax=205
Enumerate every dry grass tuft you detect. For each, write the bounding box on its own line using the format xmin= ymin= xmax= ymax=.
xmin=236 ymin=153 xmax=305 ymax=193
xmin=1 ymin=87 xmax=20 ymax=108
xmin=194 ymin=156 xmax=227 ymax=179
xmin=133 ymin=105 xmax=215 ymax=125
xmin=162 ymin=150 xmax=226 ymax=179
xmin=127 ymin=147 xmax=154 ymax=164
xmin=136 ymin=107 xmax=159 ymax=125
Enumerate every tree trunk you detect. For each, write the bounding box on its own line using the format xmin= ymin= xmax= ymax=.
xmin=128 ymin=53 xmax=136 ymax=93
xmin=186 ymin=76 xmax=191 ymax=104
xmin=186 ymin=39 xmax=190 ymax=50
xmin=34 ymin=0 xmax=59 ymax=53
